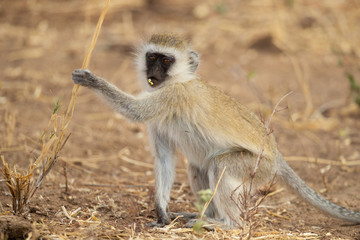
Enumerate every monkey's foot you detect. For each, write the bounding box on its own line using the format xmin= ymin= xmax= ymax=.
xmin=185 ymin=217 xmax=233 ymax=231
xmin=147 ymin=215 xmax=171 ymax=228
xmin=168 ymin=212 xmax=199 ymax=221
xmin=167 ymin=212 xmax=230 ymax=230
xmin=149 ymin=221 xmax=167 ymax=228
xmin=149 ymin=212 xmax=198 ymax=228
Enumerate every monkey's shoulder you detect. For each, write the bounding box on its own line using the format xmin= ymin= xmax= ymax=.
xmin=160 ymin=79 xmax=264 ymax=123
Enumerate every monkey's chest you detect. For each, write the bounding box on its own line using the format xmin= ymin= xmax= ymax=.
xmin=158 ymin=120 xmax=224 ymax=167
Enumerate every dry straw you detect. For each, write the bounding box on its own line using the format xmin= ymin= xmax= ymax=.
xmin=1 ymin=0 xmax=111 ymax=213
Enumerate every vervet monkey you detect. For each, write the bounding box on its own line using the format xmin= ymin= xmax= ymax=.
xmin=72 ymin=33 xmax=360 ymax=227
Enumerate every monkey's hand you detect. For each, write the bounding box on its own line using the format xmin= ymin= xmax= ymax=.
xmin=72 ymin=69 xmax=100 ymax=88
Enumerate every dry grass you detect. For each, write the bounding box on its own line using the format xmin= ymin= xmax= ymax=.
xmin=4 ymin=111 xmax=16 ymax=147
xmin=1 ymin=0 xmax=111 ymax=215
xmin=228 ymin=92 xmax=292 ymax=239
xmin=1 ymin=106 xmax=72 ymax=213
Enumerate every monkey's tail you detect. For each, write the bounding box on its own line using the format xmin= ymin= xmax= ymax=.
xmin=277 ymin=154 xmax=360 ymax=224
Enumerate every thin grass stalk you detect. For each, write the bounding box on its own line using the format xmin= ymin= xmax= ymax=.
xmin=1 ymin=0 xmax=111 ymax=214
xmin=65 ymin=0 xmax=110 ymax=121
xmin=199 ymin=166 xmax=226 ymax=220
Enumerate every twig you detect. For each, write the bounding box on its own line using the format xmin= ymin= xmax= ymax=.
xmin=63 ymin=161 xmax=68 ymax=193
xmin=285 ymin=156 xmax=360 ymax=166
xmin=229 ymin=92 xmax=292 ymax=238
xmin=266 ymin=210 xmax=289 ymax=220
xmin=265 ymin=188 xmax=284 ymax=198
xmin=118 ymin=154 xmax=154 ymax=169
xmin=62 ymin=206 xmax=74 ymax=221
xmin=81 ymin=183 xmax=118 ymax=188
xmin=252 ymin=91 xmax=293 ymax=176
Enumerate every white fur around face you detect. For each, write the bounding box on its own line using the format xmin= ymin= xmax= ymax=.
xmin=135 ymin=43 xmax=197 ymax=92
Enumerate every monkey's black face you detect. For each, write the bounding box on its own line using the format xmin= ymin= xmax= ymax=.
xmin=146 ymin=52 xmax=175 ymax=87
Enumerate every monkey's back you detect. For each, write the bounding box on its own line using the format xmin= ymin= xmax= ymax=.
xmin=155 ymin=79 xmax=278 ymax=164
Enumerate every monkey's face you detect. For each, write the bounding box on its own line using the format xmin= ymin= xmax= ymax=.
xmin=146 ymin=52 xmax=175 ymax=88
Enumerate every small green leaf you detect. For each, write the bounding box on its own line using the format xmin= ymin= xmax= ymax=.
xmin=356 ymin=97 xmax=360 ymax=107
xmin=193 ymin=219 xmax=206 ymax=233
xmin=40 ymin=130 xmax=47 ymax=140
xmin=247 ymin=71 xmax=256 ymax=80
xmin=53 ymin=99 xmax=61 ymax=114
xmin=197 ymin=189 xmax=212 ymax=204
xmin=337 ymin=58 xmax=343 ymax=67
xmin=195 ymin=202 xmax=203 ymax=213
xmin=346 ymin=72 xmax=360 ymax=107
xmin=49 ymin=131 xmax=55 ymax=139
xmin=285 ymin=0 xmax=294 ymax=8
xmin=338 ymin=128 xmax=349 ymax=138
xmin=214 ymin=2 xmax=227 ymax=14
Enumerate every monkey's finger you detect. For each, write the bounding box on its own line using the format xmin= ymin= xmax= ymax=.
xmin=71 ymin=73 xmax=85 ymax=80
xmin=73 ymin=68 xmax=91 ymax=73
xmin=72 ymin=79 xmax=84 ymax=85
xmin=72 ymin=75 xmax=89 ymax=85
xmin=72 ymin=69 xmax=90 ymax=79
xmin=72 ymin=69 xmax=92 ymax=78
xmin=72 ymin=71 xmax=85 ymax=78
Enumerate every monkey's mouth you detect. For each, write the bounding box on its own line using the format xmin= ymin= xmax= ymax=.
xmin=147 ymin=77 xmax=159 ymax=87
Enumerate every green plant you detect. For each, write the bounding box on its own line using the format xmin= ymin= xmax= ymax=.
xmin=53 ymin=99 xmax=61 ymax=114
xmin=193 ymin=189 xmax=212 ymax=233
xmin=214 ymin=2 xmax=227 ymax=15
xmin=346 ymin=72 xmax=360 ymax=107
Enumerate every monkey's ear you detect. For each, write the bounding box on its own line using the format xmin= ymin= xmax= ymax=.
xmin=188 ymin=50 xmax=199 ymax=73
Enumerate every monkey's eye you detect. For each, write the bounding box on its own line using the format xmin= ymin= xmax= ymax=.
xmin=148 ymin=55 xmax=157 ymax=61
xmin=163 ymin=58 xmax=173 ymax=65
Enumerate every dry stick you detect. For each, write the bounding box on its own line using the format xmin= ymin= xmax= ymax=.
xmin=63 ymin=162 xmax=68 ymax=193
xmin=285 ymin=156 xmax=360 ymax=166
xmin=65 ymin=0 xmax=110 ymax=121
xmin=57 ymin=0 xmax=111 ymax=166
xmin=31 ymin=0 xmax=111 ymax=202
xmin=251 ymin=91 xmax=293 ymax=176
xmin=237 ymin=92 xmax=292 ymax=238
xmin=51 ymin=0 xmax=111 ymax=196
xmin=1 ymin=0 xmax=111 ymax=214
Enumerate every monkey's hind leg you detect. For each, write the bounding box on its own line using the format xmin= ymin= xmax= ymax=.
xmin=163 ymin=164 xmax=219 ymax=228
xmin=167 ymin=163 xmax=210 ymax=226
xmin=187 ymin=163 xmax=218 ymax=218
xmin=208 ymin=151 xmax=273 ymax=227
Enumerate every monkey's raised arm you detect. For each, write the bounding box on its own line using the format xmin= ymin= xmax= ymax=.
xmin=72 ymin=69 xmax=158 ymax=122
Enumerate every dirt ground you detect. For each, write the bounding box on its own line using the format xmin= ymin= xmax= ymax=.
xmin=1 ymin=0 xmax=360 ymax=239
